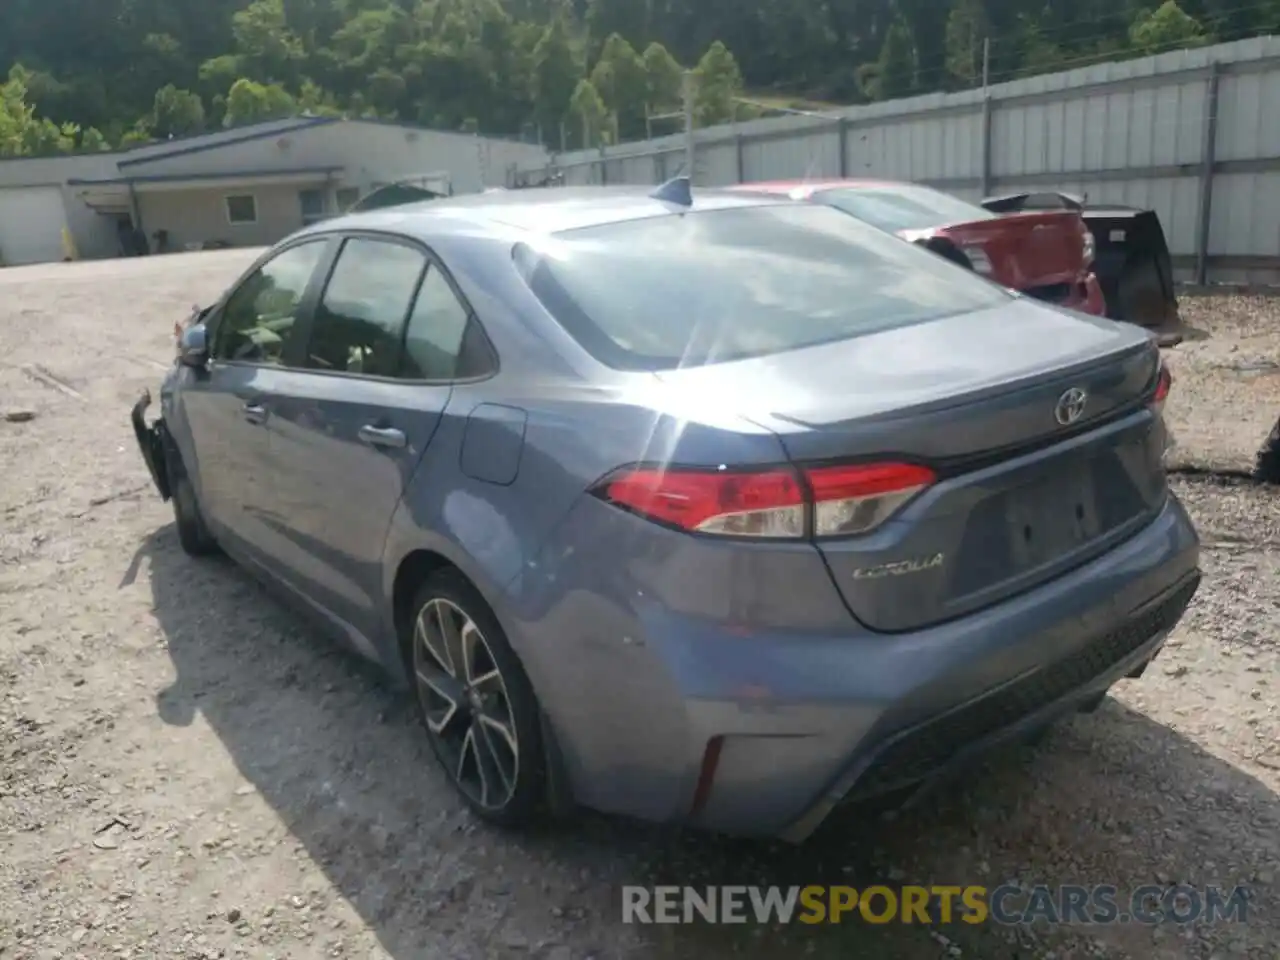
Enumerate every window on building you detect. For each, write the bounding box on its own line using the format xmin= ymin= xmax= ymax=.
xmin=225 ymin=194 xmax=258 ymax=225
xmin=299 ymin=188 xmax=326 ymax=225
xmin=305 ymin=238 xmax=426 ymax=377
xmin=336 ymin=187 xmax=361 ymax=212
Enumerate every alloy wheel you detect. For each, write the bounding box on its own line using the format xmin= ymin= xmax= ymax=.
xmin=413 ymin=597 xmax=520 ymax=810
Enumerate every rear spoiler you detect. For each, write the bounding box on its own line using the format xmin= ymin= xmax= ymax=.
xmin=980 ymin=191 xmax=1086 ymax=214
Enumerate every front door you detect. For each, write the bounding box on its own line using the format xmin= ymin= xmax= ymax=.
xmin=183 ymin=238 xmax=331 ymax=565
xmin=264 ymin=235 xmax=481 ymax=642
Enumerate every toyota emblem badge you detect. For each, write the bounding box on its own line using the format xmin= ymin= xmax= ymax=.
xmin=1054 ymin=387 xmax=1088 ymax=426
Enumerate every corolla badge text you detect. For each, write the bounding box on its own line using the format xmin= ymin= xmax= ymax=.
xmin=851 ymin=554 xmax=945 ymax=580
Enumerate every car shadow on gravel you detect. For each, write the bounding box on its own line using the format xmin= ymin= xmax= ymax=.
xmin=129 ymin=524 xmax=1278 ymax=960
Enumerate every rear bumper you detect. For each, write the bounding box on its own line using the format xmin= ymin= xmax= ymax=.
xmin=780 ymin=568 xmax=1196 ymax=841
xmin=130 ymin=389 xmax=171 ymax=501
xmin=528 ymin=492 xmax=1199 ymax=840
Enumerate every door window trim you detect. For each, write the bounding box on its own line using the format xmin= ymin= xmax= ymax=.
xmin=286 ymin=228 xmax=500 ymax=386
xmin=206 ymin=235 xmax=337 ymax=370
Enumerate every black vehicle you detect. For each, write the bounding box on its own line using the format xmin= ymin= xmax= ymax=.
xmin=981 ymin=191 xmax=1179 ymax=329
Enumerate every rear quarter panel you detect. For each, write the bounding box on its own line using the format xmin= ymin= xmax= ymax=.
xmin=377 ymin=378 xmax=793 ymax=684
xmin=374 ymin=232 xmax=800 ymax=684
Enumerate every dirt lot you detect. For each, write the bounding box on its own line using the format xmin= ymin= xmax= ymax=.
xmin=1 ymin=252 xmax=1278 ymax=960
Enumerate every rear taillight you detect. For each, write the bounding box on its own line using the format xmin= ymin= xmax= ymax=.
xmin=596 ymin=467 xmax=806 ymax=537
xmin=1154 ymin=365 xmax=1172 ymax=403
xmin=592 ymin=461 xmax=936 ymax=539
xmin=1152 ymin=362 xmax=1172 ymax=413
xmin=807 ymin=462 xmax=936 ymax=536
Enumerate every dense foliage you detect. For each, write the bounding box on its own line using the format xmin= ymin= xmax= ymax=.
xmin=0 ymin=0 xmax=1273 ymax=157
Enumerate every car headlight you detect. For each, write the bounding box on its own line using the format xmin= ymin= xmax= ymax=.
xmin=960 ymin=245 xmax=994 ymax=275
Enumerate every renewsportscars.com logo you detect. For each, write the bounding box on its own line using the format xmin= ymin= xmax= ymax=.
xmin=621 ymin=884 xmax=1251 ymax=926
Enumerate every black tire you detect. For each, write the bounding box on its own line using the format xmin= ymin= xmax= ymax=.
xmin=168 ymin=459 xmax=218 ymax=557
xmin=409 ymin=569 xmax=545 ymax=827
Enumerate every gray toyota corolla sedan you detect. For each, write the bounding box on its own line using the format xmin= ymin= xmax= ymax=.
xmin=131 ymin=181 xmax=1199 ymax=842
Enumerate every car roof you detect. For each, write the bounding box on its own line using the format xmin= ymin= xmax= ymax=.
xmin=300 ymin=185 xmax=792 ymax=240
xmin=730 ymin=178 xmax=911 ymax=198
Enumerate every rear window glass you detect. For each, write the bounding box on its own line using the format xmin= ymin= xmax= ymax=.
xmin=815 ymin=184 xmax=996 ymax=233
xmin=513 ymin=203 xmax=1010 ymax=371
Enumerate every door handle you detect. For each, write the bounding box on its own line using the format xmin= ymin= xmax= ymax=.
xmin=358 ymin=425 xmax=407 ymax=449
xmin=243 ymin=402 xmax=267 ymax=425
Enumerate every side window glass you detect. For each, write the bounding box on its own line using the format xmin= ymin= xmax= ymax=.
xmin=402 ymin=265 xmax=473 ymax=380
xmin=306 ymin=239 xmax=426 ymax=377
xmin=213 ymin=241 xmax=326 ymax=365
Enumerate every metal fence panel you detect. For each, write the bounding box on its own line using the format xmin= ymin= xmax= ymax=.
xmin=523 ymin=36 xmax=1280 ymax=285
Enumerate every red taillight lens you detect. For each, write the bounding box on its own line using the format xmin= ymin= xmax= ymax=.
xmin=1153 ymin=363 xmax=1172 ymax=405
xmin=597 ymin=467 xmax=806 ymax=537
xmin=593 ymin=461 xmax=935 ymax=539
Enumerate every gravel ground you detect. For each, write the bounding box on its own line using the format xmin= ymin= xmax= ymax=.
xmin=1 ymin=255 xmax=1278 ymax=960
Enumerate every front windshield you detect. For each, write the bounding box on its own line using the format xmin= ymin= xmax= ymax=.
xmin=513 ymin=202 xmax=1012 ymax=371
xmin=815 ymin=184 xmax=997 ymax=233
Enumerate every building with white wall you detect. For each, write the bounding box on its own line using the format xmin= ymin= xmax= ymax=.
xmin=0 ymin=117 xmax=548 ymax=266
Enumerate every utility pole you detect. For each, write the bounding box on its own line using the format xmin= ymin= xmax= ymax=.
xmin=682 ymin=69 xmax=695 ymax=179
xmin=980 ymin=37 xmax=992 ymax=197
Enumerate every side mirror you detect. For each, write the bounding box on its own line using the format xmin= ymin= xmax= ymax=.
xmin=178 ymin=323 xmax=209 ymax=368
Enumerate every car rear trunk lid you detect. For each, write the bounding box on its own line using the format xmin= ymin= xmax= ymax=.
xmin=652 ymin=299 xmax=1167 ymax=632
xmin=913 ymin=211 xmax=1088 ymax=293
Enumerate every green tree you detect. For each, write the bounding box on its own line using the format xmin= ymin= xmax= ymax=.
xmin=223 ymin=77 xmax=296 ymax=127
xmin=691 ymin=40 xmax=744 ymax=125
xmin=642 ymin=41 xmax=683 ymax=111
xmin=531 ymin=11 xmax=580 ymax=137
xmin=569 ymin=76 xmax=606 ymax=147
xmin=1129 ymin=1 xmax=1210 ymax=54
xmin=231 ymin=0 xmax=306 ymax=80
xmin=79 ymin=126 xmax=110 ymax=151
xmin=945 ymin=0 xmax=991 ymax=87
xmin=297 ymin=78 xmax=342 ymax=115
xmin=864 ymin=19 xmax=915 ymax=101
xmin=0 ymin=66 xmax=36 ymax=156
xmin=590 ymin=33 xmax=648 ymax=138
xmin=0 ymin=66 xmax=75 ymax=156
xmin=119 ymin=119 xmax=155 ymax=147
xmin=151 ymin=84 xmax=206 ymax=137
xmin=3 ymin=0 xmax=1280 ymax=152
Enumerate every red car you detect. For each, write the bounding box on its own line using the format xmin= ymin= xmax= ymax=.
xmin=731 ymin=179 xmax=1107 ymax=317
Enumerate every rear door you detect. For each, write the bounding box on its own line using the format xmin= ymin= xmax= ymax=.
xmin=263 ymin=233 xmax=487 ymax=641
xmin=180 ymin=238 xmax=331 ymax=563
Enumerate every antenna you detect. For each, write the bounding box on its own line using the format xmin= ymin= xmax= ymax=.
xmin=650 ymin=175 xmax=692 ymax=207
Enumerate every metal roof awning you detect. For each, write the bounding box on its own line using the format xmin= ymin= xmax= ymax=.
xmin=70 ymin=166 xmax=344 ymax=212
